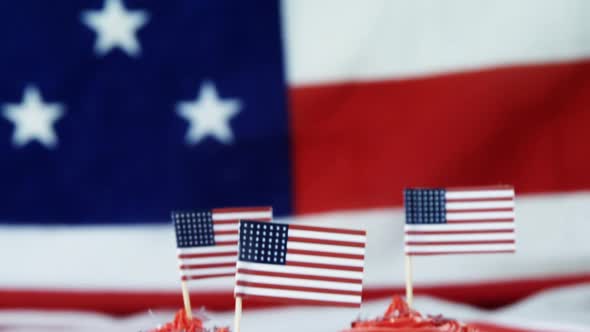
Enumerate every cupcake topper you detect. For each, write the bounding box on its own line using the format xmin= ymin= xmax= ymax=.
xmin=171 ymin=207 xmax=273 ymax=321
xmin=233 ymin=220 xmax=368 ymax=331
xmin=403 ymin=186 xmax=516 ymax=307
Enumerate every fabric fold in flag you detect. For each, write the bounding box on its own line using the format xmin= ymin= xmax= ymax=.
xmin=234 ymin=220 xmax=367 ymax=308
xmin=173 ymin=207 xmax=272 ymax=281
xmin=404 ymin=186 xmax=516 ymax=255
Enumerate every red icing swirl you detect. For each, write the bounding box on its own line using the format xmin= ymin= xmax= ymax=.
xmin=344 ymin=296 xmax=478 ymax=332
xmin=151 ymin=309 xmax=229 ymax=332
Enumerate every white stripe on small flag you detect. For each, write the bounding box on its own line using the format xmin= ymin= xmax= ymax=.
xmin=212 ymin=211 xmax=272 ymax=221
xmin=235 ymin=274 xmax=363 ymax=292
xmin=405 ymin=233 xmax=515 ymax=242
xmin=445 ymin=189 xmax=515 ymax=199
xmin=405 ymin=223 xmax=514 ymax=232
xmin=446 ymin=211 xmax=514 ymax=220
xmin=287 ymin=242 xmax=365 ymax=255
xmin=406 ymin=244 xmax=516 ymax=253
xmin=446 ymin=201 xmax=514 ymax=210
xmin=234 ymin=286 xmax=362 ymax=304
xmin=181 ymin=266 xmax=237 ymax=278
xmin=236 ymin=261 xmax=363 ymax=279
xmin=286 ymin=254 xmax=364 ymax=267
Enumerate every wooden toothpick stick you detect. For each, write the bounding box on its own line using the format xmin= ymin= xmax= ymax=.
xmin=405 ymin=255 xmax=414 ymax=307
xmin=181 ymin=280 xmax=193 ymax=320
xmin=234 ymin=296 xmax=243 ymax=332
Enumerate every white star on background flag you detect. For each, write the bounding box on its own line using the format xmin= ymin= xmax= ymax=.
xmin=81 ymin=0 xmax=149 ymax=57
xmin=176 ymin=81 xmax=242 ymax=145
xmin=2 ymin=86 xmax=65 ymax=149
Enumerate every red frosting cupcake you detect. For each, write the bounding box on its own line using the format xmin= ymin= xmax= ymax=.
xmin=345 ymin=296 xmax=478 ymax=332
xmin=151 ymin=309 xmax=229 ymax=332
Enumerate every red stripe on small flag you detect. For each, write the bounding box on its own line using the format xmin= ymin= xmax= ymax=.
xmin=287 ymin=236 xmax=365 ymax=248
xmin=446 ymin=208 xmax=514 ymax=213
xmin=406 ymin=240 xmax=515 ymax=246
xmin=214 ymin=230 xmax=239 ymax=235
xmin=213 ymin=207 xmax=272 ymax=213
xmin=181 ymin=273 xmax=235 ymax=281
xmin=289 ymin=224 xmax=366 ymax=236
xmin=405 ymin=230 xmax=514 ymax=235
xmin=234 ymin=294 xmax=360 ymax=308
xmin=178 ymin=251 xmax=236 ymax=259
xmin=287 ymin=261 xmax=363 ymax=272
xmin=215 ymin=240 xmax=239 ymax=246
xmin=408 ymin=250 xmax=516 ymax=256
xmin=213 ymin=220 xmax=240 ymax=225
xmin=235 ymin=281 xmax=361 ymax=296
xmin=180 ymin=262 xmax=236 ymax=270
xmin=446 ymin=197 xmax=514 ymax=203
xmin=447 ymin=219 xmax=514 ymax=224
xmin=287 ymin=249 xmax=364 ymax=260
xmin=214 ymin=219 xmax=271 ymax=225
xmin=236 ymin=269 xmax=362 ymax=284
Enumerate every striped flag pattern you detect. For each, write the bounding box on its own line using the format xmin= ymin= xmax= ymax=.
xmin=404 ymin=186 xmax=515 ymax=255
xmin=234 ymin=220 xmax=367 ymax=308
xmin=173 ymin=207 xmax=272 ymax=281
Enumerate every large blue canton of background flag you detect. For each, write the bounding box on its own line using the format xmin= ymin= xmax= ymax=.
xmin=0 ymin=0 xmax=291 ymax=223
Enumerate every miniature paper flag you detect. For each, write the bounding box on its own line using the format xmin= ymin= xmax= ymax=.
xmin=404 ymin=186 xmax=515 ymax=255
xmin=173 ymin=207 xmax=272 ymax=281
xmin=234 ymin=220 xmax=367 ymax=307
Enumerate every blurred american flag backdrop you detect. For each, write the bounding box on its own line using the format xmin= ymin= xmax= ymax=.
xmin=0 ymin=0 xmax=589 ymax=331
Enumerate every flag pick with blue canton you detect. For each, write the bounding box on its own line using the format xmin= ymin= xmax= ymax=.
xmin=174 ymin=207 xmax=272 ymax=282
xmin=172 ymin=211 xmax=215 ymax=248
xmin=403 ymin=186 xmax=516 ymax=255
